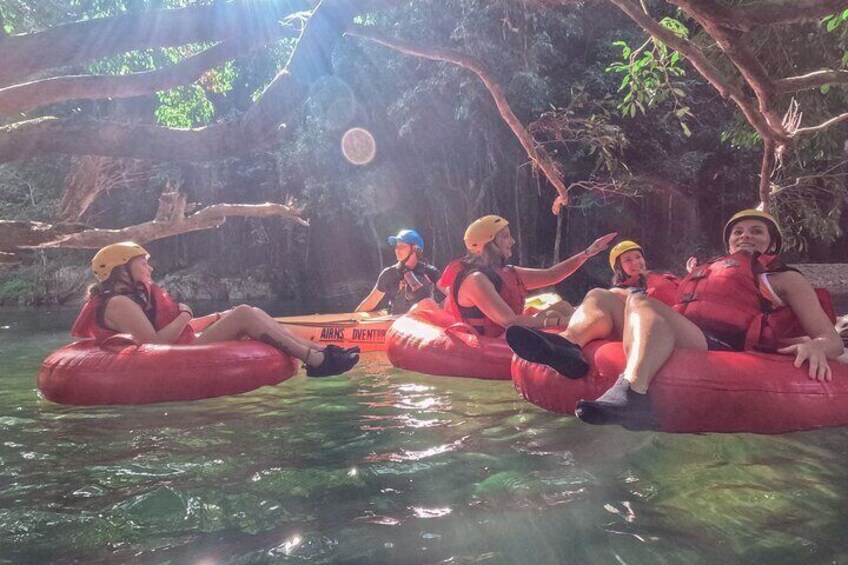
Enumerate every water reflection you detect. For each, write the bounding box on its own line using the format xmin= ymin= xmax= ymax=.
xmin=0 ymin=309 xmax=847 ymax=563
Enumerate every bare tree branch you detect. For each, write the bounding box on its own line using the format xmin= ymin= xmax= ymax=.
xmin=0 ymin=0 xmax=371 ymax=164
xmin=793 ymin=112 xmax=848 ymax=137
xmin=32 ymin=201 xmax=308 ymax=249
xmin=0 ymin=31 xmax=285 ymax=117
xmin=0 ymin=0 xmax=303 ymax=88
xmin=607 ymin=0 xmax=785 ymax=144
xmin=666 ymin=0 xmax=848 ymax=32
xmin=669 ymin=0 xmax=788 ymax=129
xmin=348 ymin=25 xmax=571 ymax=205
xmin=0 ymin=115 xmax=295 ymax=163
xmin=59 ymin=157 xmax=153 ymax=222
xmin=774 ymin=69 xmax=848 ymax=93
xmin=759 ymin=139 xmax=776 ymax=208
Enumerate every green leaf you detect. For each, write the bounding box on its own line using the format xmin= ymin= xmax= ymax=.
xmin=826 ymin=17 xmax=839 ymax=31
xmin=820 ymin=84 xmax=831 ymax=94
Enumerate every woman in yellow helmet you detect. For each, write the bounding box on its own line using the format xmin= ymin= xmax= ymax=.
xmin=510 ymin=209 xmax=843 ymax=430
xmin=607 ymin=240 xmax=681 ymax=305
xmin=71 ymin=242 xmax=359 ymax=377
xmin=439 ymin=214 xmax=616 ymax=338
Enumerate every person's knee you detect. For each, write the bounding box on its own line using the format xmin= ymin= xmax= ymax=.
xmin=585 ymin=288 xmax=613 ymax=302
xmin=627 ymin=292 xmax=658 ymax=308
xmin=231 ymin=304 xmax=254 ymax=320
xmin=624 ymin=293 xmax=661 ymax=317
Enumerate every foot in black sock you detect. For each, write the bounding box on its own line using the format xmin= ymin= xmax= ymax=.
xmin=325 ymin=344 xmax=360 ymax=355
xmin=575 ymin=377 xmax=657 ymax=431
xmin=306 ymin=346 xmax=359 ymax=378
xmin=505 ymin=325 xmax=589 ymax=379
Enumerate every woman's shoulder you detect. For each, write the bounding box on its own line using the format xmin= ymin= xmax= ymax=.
xmin=104 ymin=294 xmax=143 ymax=312
xmin=765 ymin=269 xmax=810 ymax=296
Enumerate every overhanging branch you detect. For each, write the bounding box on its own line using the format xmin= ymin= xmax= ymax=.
xmin=607 ymin=0 xmax=786 ymax=143
xmin=0 ymin=0 xmax=371 ymax=164
xmin=0 ymin=31 xmax=285 ymax=117
xmin=0 ymin=0 xmax=304 ymax=88
xmin=10 ymin=201 xmax=308 ymax=251
xmin=774 ymin=69 xmax=848 ymax=93
xmin=713 ymin=0 xmax=846 ymax=30
xmin=793 ymin=112 xmax=848 ymax=137
xmin=348 ymin=25 xmax=570 ymax=205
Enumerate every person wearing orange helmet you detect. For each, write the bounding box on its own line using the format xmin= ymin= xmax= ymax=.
xmin=510 ymin=209 xmax=843 ymax=430
xmin=71 ymin=242 xmax=359 ymax=378
xmin=439 ymin=214 xmax=616 ymax=338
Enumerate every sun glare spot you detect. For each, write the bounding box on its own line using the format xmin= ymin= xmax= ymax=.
xmin=341 ymin=127 xmax=376 ymax=165
xmin=411 ymin=506 xmax=452 ymax=518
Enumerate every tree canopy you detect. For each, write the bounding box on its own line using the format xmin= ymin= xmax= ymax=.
xmin=0 ymin=0 xmax=846 ymax=302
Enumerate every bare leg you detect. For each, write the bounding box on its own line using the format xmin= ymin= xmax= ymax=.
xmin=194 ymin=305 xmax=324 ymax=365
xmin=620 ymin=294 xmax=707 ymax=392
xmin=540 ymin=300 xmax=576 ymax=322
xmin=575 ymin=294 xmax=707 ymax=430
xmin=562 ymin=288 xmax=626 ymax=346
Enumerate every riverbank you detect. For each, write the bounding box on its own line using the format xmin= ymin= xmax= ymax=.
xmin=0 ymin=262 xmax=373 ymax=310
xmin=3 ymin=262 xmax=847 ymax=312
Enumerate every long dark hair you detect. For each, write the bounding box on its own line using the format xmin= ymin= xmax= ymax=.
xmin=85 ymin=263 xmax=148 ymax=306
xmin=610 ymin=257 xmax=646 ymax=288
xmin=460 ymin=241 xmax=506 ymax=271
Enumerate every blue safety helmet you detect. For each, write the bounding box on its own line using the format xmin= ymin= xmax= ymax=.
xmin=388 ymin=229 xmax=424 ymax=251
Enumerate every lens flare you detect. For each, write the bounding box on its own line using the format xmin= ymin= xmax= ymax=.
xmin=341 ymin=127 xmax=376 ymax=165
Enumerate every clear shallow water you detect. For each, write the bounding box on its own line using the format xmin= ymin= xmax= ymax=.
xmin=1 ymin=308 xmax=847 ymax=564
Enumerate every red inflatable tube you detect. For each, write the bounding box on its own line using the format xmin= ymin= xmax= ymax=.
xmin=512 ymin=340 xmax=848 ymax=434
xmin=386 ymin=304 xmax=515 ymax=380
xmin=39 ymin=338 xmax=298 ymax=406
xmin=387 ymin=303 xmax=566 ymax=380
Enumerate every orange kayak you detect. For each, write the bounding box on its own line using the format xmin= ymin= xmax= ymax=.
xmin=275 ymin=310 xmax=397 ymax=352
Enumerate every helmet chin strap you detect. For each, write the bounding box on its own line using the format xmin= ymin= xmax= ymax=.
xmin=398 ymin=247 xmax=415 ymax=269
xmin=121 ymin=260 xmax=151 ymax=305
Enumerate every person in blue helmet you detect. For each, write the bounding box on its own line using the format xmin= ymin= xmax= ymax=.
xmin=356 ymin=229 xmax=442 ymax=315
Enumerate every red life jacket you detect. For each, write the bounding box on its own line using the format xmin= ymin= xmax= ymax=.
xmin=615 ymin=271 xmax=680 ymax=306
xmin=71 ymin=284 xmax=195 ymax=345
xmin=673 ymin=251 xmax=798 ymax=351
xmin=437 ymin=259 xmax=464 ymax=295
xmin=442 ymin=263 xmax=527 ymax=338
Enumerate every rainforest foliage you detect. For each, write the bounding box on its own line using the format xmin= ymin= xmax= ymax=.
xmin=1 ymin=0 xmax=846 ymax=305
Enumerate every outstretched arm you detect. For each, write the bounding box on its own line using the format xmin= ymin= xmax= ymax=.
xmin=355 ymin=286 xmax=385 ymax=312
xmin=460 ymin=273 xmax=565 ymax=329
xmin=774 ymin=271 xmax=843 ymax=381
xmin=515 ymin=232 xmax=617 ymax=290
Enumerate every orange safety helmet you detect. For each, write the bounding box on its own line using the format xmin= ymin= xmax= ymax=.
xmin=463 ymin=215 xmax=509 ymax=254
xmin=91 ymin=242 xmax=148 ymax=282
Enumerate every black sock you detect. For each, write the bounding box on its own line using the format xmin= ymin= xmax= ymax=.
xmin=575 ymin=377 xmax=657 ymax=430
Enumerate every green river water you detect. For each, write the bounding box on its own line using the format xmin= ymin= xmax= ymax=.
xmin=1 ymin=307 xmax=847 ymax=564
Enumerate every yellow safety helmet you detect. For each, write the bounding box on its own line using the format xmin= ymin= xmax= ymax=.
xmin=91 ymin=241 xmax=149 ymax=282
xmin=464 ymin=215 xmax=509 ymax=254
xmin=723 ymin=209 xmax=782 ymax=254
xmin=608 ymin=240 xmax=643 ymax=271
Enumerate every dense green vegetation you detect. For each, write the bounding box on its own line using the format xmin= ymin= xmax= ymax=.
xmin=1 ymin=1 xmax=846 ymax=306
